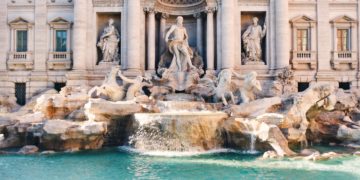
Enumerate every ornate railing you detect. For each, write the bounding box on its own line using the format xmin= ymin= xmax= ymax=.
xmin=7 ymin=51 xmax=34 ymax=70
xmin=291 ymin=51 xmax=317 ymax=70
xmin=48 ymin=52 xmax=72 ymax=70
xmin=49 ymin=52 xmax=71 ymax=61
xmin=331 ymin=51 xmax=357 ymax=70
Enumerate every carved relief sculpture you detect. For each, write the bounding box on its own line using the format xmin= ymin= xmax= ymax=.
xmin=97 ymin=18 xmax=120 ymax=63
xmin=242 ymin=17 xmax=266 ymax=64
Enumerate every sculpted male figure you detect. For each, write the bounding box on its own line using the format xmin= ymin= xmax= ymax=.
xmin=165 ymin=16 xmax=196 ymax=72
xmin=97 ymin=18 xmax=120 ymax=62
xmin=242 ymin=17 xmax=266 ymax=62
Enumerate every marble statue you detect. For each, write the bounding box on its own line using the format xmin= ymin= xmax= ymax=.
xmin=97 ymin=18 xmax=120 ymax=63
xmin=242 ymin=17 xmax=266 ymax=63
xmin=118 ymin=71 xmax=152 ymax=101
xmin=239 ymin=71 xmax=262 ymax=103
xmin=165 ymin=16 xmax=197 ymax=72
xmin=214 ymin=69 xmax=237 ymax=106
xmin=88 ymin=66 xmax=125 ymax=101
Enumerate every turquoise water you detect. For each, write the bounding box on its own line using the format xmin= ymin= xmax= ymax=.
xmin=0 ymin=147 xmax=360 ymax=180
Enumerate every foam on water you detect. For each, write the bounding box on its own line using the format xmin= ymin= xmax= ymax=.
xmin=118 ymin=146 xmax=260 ymax=157
xmin=152 ymin=155 xmax=360 ymax=176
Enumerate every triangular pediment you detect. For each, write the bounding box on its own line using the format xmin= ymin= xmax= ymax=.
xmin=49 ymin=17 xmax=71 ymax=24
xmin=8 ymin=17 xmax=31 ymax=25
xmin=331 ymin=15 xmax=356 ymax=24
xmin=290 ymin=15 xmax=316 ymax=23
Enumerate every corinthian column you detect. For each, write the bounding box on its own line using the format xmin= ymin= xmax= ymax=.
xmin=220 ymin=0 xmax=235 ymax=69
xmin=206 ymin=7 xmax=216 ymax=72
xmin=145 ymin=7 xmax=156 ymax=72
xmin=126 ymin=0 xmax=142 ymax=73
xmin=194 ymin=13 xmax=203 ymax=56
xmin=73 ymin=0 xmax=87 ymax=71
xmin=159 ymin=13 xmax=169 ymax=55
xmin=275 ymin=0 xmax=290 ymax=69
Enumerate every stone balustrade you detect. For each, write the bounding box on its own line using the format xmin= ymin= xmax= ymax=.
xmin=48 ymin=51 xmax=72 ymax=70
xmin=291 ymin=51 xmax=317 ymax=70
xmin=331 ymin=51 xmax=358 ymax=70
xmin=7 ymin=51 xmax=34 ymax=70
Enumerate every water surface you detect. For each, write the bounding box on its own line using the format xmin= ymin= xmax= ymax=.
xmin=0 ymin=147 xmax=359 ymax=180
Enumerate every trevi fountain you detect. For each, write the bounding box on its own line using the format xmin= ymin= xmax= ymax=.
xmin=1 ymin=0 xmax=360 ymax=179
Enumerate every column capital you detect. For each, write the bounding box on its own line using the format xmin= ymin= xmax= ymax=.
xmin=161 ymin=13 xmax=169 ymax=19
xmin=193 ymin=12 xmax=202 ymax=19
xmin=143 ymin=7 xmax=157 ymax=14
xmin=205 ymin=6 xmax=217 ymax=14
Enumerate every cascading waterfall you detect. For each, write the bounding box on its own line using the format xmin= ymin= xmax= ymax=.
xmin=125 ymin=106 xmax=229 ymax=153
xmin=242 ymin=119 xmax=259 ymax=154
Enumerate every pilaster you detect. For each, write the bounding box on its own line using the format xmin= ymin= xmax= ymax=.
xmin=315 ymin=0 xmax=334 ymax=82
xmin=0 ymin=1 xmax=8 ymax=71
xmin=275 ymin=0 xmax=290 ymax=70
xmin=126 ymin=0 xmax=142 ymax=75
xmin=220 ymin=0 xmax=235 ymax=69
xmin=33 ymin=0 xmax=48 ymax=72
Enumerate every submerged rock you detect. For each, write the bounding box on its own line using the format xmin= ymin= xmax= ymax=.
xmin=18 ymin=145 xmax=39 ymax=154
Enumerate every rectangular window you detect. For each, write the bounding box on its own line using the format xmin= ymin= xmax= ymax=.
xmin=296 ymin=29 xmax=309 ymax=51
xmin=16 ymin=30 xmax=28 ymax=52
xmin=15 ymin=83 xmax=26 ymax=106
xmin=337 ymin=29 xmax=350 ymax=51
xmin=339 ymin=82 xmax=351 ymax=90
xmin=55 ymin=30 xmax=67 ymax=52
xmin=298 ymin=82 xmax=309 ymax=92
xmin=54 ymin=82 xmax=66 ymax=92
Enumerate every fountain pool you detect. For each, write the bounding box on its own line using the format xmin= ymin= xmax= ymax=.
xmin=0 ymin=147 xmax=359 ymax=180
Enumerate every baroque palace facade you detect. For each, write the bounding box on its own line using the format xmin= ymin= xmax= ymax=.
xmin=0 ymin=0 xmax=359 ymax=105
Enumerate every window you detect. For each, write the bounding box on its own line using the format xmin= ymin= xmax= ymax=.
xmin=16 ymin=30 xmax=28 ymax=52
xmin=298 ymin=82 xmax=309 ymax=92
xmin=297 ymin=29 xmax=309 ymax=51
xmin=339 ymin=82 xmax=351 ymax=90
xmin=337 ymin=29 xmax=350 ymax=51
xmin=15 ymin=83 xmax=26 ymax=106
xmin=55 ymin=30 xmax=67 ymax=52
xmin=54 ymin=82 xmax=66 ymax=92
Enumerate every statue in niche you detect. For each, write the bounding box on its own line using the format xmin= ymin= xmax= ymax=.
xmin=165 ymin=16 xmax=197 ymax=72
xmin=242 ymin=17 xmax=266 ymax=64
xmin=97 ymin=18 xmax=120 ymax=63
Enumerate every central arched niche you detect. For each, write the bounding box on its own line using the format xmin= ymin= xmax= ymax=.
xmin=155 ymin=0 xmax=207 ymax=15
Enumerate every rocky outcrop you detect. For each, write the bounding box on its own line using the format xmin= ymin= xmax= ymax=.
xmin=40 ymin=120 xmax=106 ymax=151
xmin=84 ymin=99 xmax=145 ymax=122
xmin=0 ymin=94 xmax=19 ymax=113
xmin=34 ymin=86 xmax=89 ymax=119
xmin=279 ymin=83 xmax=337 ymax=145
xmin=228 ymin=97 xmax=282 ymax=117
xmin=221 ymin=115 xmax=295 ymax=156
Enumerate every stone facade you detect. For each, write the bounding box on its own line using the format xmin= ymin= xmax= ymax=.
xmin=0 ymin=0 xmax=360 ymax=104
